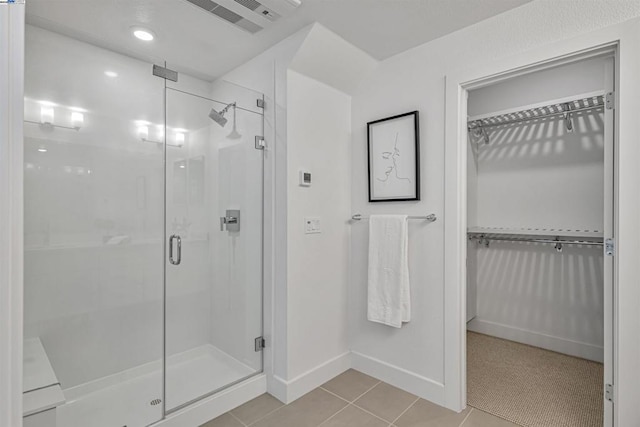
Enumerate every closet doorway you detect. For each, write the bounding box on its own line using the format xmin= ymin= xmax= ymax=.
xmin=463 ymin=50 xmax=615 ymax=427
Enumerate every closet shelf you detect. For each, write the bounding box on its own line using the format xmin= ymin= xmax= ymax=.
xmin=467 ymin=92 xmax=606 ymax=130
xmin=467 ymin=226 xmax=603 ymax=240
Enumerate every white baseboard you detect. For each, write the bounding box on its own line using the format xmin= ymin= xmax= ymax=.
xmin=155 ymin=349 xmax=451 ymax=425
xmin=467 ymin=318 xmax=604 ymax=363
xmin=351 ymin=351 xmax=445 ymax=407
xmin=156 ymin=374 xmax=266 ymax=427
xmin=269 ymin=352 xmax=351 ymax=404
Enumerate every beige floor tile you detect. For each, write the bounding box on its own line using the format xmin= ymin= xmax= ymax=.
xmin=354 ymin=382 xmax=417 ymax=422
xmin=395 ymin=399 xmax=470 ymax=427
xmin=200 ymin=412 xmax=244 ymax=427
xmin=321 ymin=369 xmax=379 ymax=402
xmin=251 ymin=388 xmax=347 ymax=427
xmin=321 ymin=404 xmax=388 ymax=427
xmin=462 ymin=409 xmax=521 ymax=427
xmin=230 ymin=393 xmax=283 ymax=425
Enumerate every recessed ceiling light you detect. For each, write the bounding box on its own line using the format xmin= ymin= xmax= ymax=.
xmin=132 ymin=27 xmax=155 ymax=41
xmin=104 ymin=71 xmax=118 ymax=78
xmin=37 ymin=147 xmax=47 ymax=153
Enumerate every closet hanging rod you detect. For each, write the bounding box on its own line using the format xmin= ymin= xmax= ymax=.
xmin=351 ymin=213 xmax=437 ymax=222
xmin=467 ymin=93 xmax=606 ymax=130
xmin=468 ymin=235 xmax=603 ymax=247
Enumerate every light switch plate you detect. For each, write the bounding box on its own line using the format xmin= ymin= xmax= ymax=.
xmin=304 ymin=217 xmax=321 ymax=234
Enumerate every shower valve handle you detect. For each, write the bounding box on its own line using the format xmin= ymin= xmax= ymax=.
xmin=220 ymin=210 xmax=241 ymax=232
xmin=220 ymin=216 xmax=238 ymax=230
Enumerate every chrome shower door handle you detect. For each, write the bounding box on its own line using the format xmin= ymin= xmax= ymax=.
xmin=169 ymin=234 xmax=182 ymax=265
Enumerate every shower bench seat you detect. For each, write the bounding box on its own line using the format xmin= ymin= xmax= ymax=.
xmin=23 ymin=337 xmax=65 ymax=427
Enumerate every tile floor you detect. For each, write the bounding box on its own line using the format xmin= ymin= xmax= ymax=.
xmin=201 ymin=369 xmax=520 ymax=427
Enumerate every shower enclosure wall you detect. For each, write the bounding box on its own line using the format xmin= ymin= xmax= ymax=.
xmin=23 ymin=24 xmax=264 ymax=427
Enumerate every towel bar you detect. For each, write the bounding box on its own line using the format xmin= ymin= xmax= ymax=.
xmin=351 ymin=213 xmax=437 ymax=222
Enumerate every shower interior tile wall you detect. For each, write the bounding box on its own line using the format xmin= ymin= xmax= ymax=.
xmin=24 ymin=26 xmax=165 ymax=389
xmin=466 ymin=56 xmax=607 ymax=362
xmin=23 ymin=25 xmax=262 ymax=392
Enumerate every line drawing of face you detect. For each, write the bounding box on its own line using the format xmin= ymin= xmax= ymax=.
xmin=377 ymin=132 xmax=411 ymax=183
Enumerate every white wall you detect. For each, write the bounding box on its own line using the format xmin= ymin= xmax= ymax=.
xmin=286 ymin=70 xmax=351 ymax=379
xmin=467 ymin=56 xmax=606 ymax=116
xmin=222 ymin=26 xmax=312 ymax=398
xmin=350 ymin=0 xmax=640 ymax=410
xmin=223 ymin=23 xmax=376 ymax=402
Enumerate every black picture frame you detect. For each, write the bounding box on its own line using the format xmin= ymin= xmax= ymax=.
xmin=367 ymin=111 xmax=420 ymax=202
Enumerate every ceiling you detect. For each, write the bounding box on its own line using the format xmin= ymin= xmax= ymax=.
xmin=26 ymin=0 xmax=531 ymax=81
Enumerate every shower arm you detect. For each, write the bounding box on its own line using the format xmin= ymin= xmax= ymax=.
xmin=219 ymin=102 xmax=236 ymax=116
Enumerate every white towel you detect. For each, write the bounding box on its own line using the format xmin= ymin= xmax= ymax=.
xmin=367 ymin=215 xmax=410 ymax=328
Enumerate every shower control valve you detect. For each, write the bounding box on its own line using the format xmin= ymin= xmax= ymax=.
xmin=220 ymin=209 xmax=241 ymax=232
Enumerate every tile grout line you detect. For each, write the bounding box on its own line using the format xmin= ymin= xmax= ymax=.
xmin=390 ymin=396 xmax=421 ymax=425
xmin=350 ymin=401 xmax=402 ymax=425
xmin=320 ymin=379 xmax=381 ymax=404
xmin=350 ymin=380 xmax=382 ymax=402
xmin=320 ymin=383 xmax=392 ymax=425
xmin=228 ymin=411 xmax=249 ymax=427
xmin=458 ymin=407 xmax=474 ymax=427
xmin=244 ymin=401 xmax=286 ymax=426
xmin=316 ymin=403 xmax=353 ymax=427
xmin=320 ymin=387 xmax=357 ymax=404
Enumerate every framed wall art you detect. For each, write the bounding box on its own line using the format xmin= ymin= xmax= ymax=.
xmin=367 ymin=111 xmax=420 ymax=202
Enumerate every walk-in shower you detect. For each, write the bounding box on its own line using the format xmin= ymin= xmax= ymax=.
xmin=22 ymin=19 xmax=265 ymax=427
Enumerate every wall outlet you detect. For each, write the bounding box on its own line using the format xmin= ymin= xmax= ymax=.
xmin=304 ymin=217 xmax=321 ymax=234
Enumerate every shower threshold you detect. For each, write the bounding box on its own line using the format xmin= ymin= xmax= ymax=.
xmin=57 ymin=345 xmax=256 ymax=427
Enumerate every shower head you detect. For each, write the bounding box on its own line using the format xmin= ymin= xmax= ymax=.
xmin=209 ymin=102 xmax=235 ymax=127
xmin=209 ymin=109 xmax=228 ymax=127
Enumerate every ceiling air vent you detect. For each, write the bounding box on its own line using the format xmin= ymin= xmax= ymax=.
xmin=234 ymin=0 xmax=261 ymax=10
xmin=184 ymin=0 xmax=300 ymax=33
xmin=233 ymin=0 xmax=281 ymax=22
xmin=186 ymin=0 xmax=264 ymax=33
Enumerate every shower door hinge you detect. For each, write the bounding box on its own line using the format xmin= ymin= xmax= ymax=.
xmin=255 ymin=136 xmax=265 ymax=150
xmin=605 ymin=91 xmax=615 ymax=110
xmin=254 ymin=336 xmax=265 ymax=352
xmin=605 ymin=383 xmax=614 ymax=402
xmin=605 ymin=238 xmax=615 ymax=256
xmin=257 ymin=98 xmax=265 ymax=109
xmin=152 ymin=65 xmax=178 ymax=82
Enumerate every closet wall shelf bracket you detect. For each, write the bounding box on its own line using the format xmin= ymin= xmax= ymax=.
xmin=605 ymin=91 xmax=615 ymax=110
xmin=605 ymin=238 xmax=615 ymax=256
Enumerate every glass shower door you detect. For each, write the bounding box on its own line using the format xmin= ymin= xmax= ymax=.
xmin=164 ymin=81 xmax=264 ymax=411
xmin=23 ymin=25 xmax=166 ymax=427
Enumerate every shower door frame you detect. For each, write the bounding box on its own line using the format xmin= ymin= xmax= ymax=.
xmin=0 ymin=3 xmax=25 ymax=427
xmin=444 ymin=21 xmax=640 ymax=426
xmin=159 ymin=82 xmax=269 ymax=423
